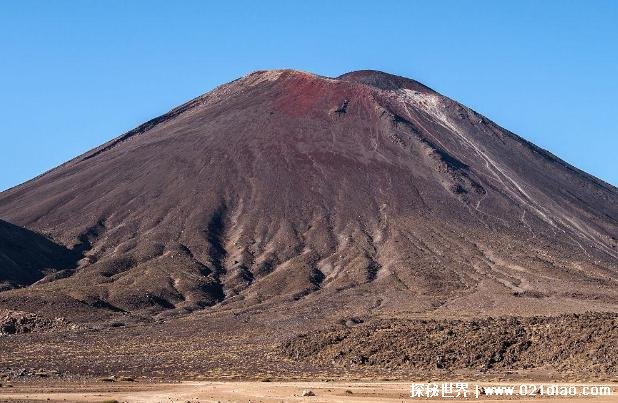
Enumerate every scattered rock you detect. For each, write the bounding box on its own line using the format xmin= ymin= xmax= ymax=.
xmin=344 ymin=317 xmax=363 ymax=327
xmin=0 ymin=310 xmax=75 ymax=335
xmin=283 ymin=312 xmax=618 ymax=376
xmin=301 ymin=389 xmax=315 ymax=396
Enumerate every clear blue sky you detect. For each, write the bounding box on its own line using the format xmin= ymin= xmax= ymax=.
xmin=1 ymin=1 xmax=616 ymax=191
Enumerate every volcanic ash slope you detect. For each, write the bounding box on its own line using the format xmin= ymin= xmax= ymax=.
xmin=0 ymin=69 xmax=616 ymax=322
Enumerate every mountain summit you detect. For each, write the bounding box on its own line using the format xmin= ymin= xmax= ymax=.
xmin=0 ymin=69 xmax=616 ymax=321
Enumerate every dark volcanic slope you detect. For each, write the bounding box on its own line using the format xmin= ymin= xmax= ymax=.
xmin=0 ymin=219 xmax=78 ymax=291
xmin=0 ymin=69 xmax=616 ymax=321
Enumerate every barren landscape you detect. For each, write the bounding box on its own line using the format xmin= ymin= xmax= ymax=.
xmin=0 ymin=69 xmax=616 ymax=400
xmin=1 ymin=381 xmax=617 ymax=403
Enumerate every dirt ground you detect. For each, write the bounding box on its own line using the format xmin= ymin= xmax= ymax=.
xmin=0 ymin=381 xmax=616 ymax=403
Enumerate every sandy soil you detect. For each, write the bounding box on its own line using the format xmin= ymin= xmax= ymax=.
xmin=0 ymin=381 xmax=616 ymax=403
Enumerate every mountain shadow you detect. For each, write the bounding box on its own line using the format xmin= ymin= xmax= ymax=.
xmin=0 ymin=219 xmax=80 ymax=291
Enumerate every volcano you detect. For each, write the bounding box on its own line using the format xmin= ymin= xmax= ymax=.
xmin=0 ymin=69 xmax=616 ymax=322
